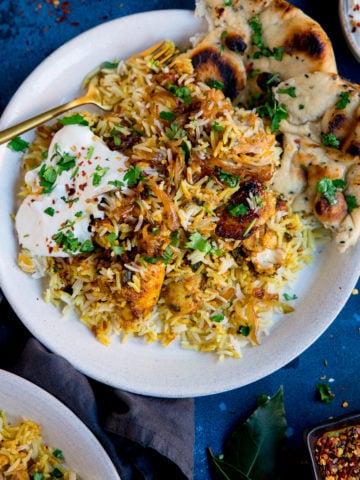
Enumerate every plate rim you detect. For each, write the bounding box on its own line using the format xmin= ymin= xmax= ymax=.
xmin=0 ymin=368 xmax=120 ymax=478
xmin=339 ymin=0 xmax=360 ymax=63
xmin=0 ymin=9 xmax=359 ymax=398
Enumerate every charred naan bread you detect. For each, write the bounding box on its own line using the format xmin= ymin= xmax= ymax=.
xmin=189 ymin=0 xmax=337 ymax=102
xmin=271 ymin=72 xmax=360 ymax=251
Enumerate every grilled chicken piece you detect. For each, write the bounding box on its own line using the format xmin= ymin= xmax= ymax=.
xmin=123 ymin=261 xmax=166 ymax=318
xmin=215 ymin=180 xmax=277 ymax=239
xmin=164 ymin=274 xmax=203 ymax=315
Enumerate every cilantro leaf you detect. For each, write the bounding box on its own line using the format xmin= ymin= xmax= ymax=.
xmin=186 ymin=232 xmax=213 ymax=254
xmin=58 ymin=114 xmax=88 ymax=126
xmin=321 ymin=132 xmax=340 ymax=149
xmin=345 ymin=194 xmax=359 ymax=212
xmin=7 ymin=136 xmax=29 ymax=152
xmin=335 ymin=91 xmax=350 ymax=110
xmin=316 ymin=383 xmax=335 ymax=404
xmin=316 ymin=177 xmax=345 ymax=206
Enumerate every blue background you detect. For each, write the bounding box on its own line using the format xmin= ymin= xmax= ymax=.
xmin=1 ymin=1 xmax=360 ymax=478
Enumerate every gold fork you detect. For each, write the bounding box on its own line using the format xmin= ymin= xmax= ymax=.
xmin=0 ymin=40 xmax=176 ymax=146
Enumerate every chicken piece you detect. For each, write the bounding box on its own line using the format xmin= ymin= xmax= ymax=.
xmin=215 ymin=180 xmax=277 ymax=239
xmin=123 ymin=261 xmax=166 ymax=319
xmin=164 ymin=274 xmax=203 ymax=315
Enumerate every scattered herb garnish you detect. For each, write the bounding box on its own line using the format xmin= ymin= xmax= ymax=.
xmin=257 ymin=98 xmax=288 ymax=132
xmin=218 ymin=169 xmax=239 ymax=188
xmin=249 ymin=15 xmax=284 ymax=61
xmin=92 ymin=164 xmax=110 ymax=186
xmin=44 ymin=207 xmax=55 ymax=216
xmin=213 ymin=122 xmax=225 ymax=132
xmin=243 ymin=218 xmax=257 ymax=237
xmin=206 ymin=79 xmax=225 ymax=90
xmin=335 ymin=91 xmax=350 ymax=110
xmin=321 ymin=132 xmax=340 ymax=149
xmin=143 ymin=245 xmax=173 ymax=265
xmin=7 ymin=136 xmax=29 ymax=152
xmin=224 ymin=0 xmax=232 ymax=5
xmin=57 ymin=113 xmax=88 ymax=126
xmin=277 ymin=86 xmax=296 ymax=98
xmin=238 ymin=325 xmax=251 ymax=336
xmin=316 ymin=383 xmax=335 ymax=404
xmin=208 ymin=387 xmax=287 ymax=479
xmin=102 ymin=60 xmax=118 ymax=69
xmin=53 ymin=449 xmax=64 ymax=461
xmin=211 ymin=313 xmax=224 ymax=322
xmin=186 ymin=231 xmax=213 ymax=254
xmin=283 ymin=293 xmax=298 ymax=301
xmin=226 ymin=203 xmax=249 ymax=217
xmin=159 ymin=110 xmax=175 ymax=121
xmin=316 ymin=177 xmax=345 ymax=206
xmin=33 ymin=473 xmax=45 ymax=480
xmin=168 ymin=84 xmax=192 ymax=104
xmin=123 ymin=165 xmax=146 ymax=187
xmin=165 ymin=123 xmax=187 ymax=140
xmin=345 ymin=194 xmax=359 ymax=212
xmin=51 ymin=467 xmax=64 ymax=478
xmin=39 ymin=164 xmax=57 ymax=193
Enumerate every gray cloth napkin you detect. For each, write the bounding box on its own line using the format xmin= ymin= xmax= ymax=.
xmin=12 ymin=337 xmax=194 ymax=480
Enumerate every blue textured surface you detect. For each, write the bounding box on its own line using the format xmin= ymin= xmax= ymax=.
xmin=1 ymin=1 xmax=360 ymax=479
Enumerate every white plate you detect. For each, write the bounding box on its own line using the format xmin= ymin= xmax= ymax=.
xmin=339 ymin=0 xmax=360 ymax=63
xmin=0 ymin=369 xmax=120 ymax=479
xmin=0 ymin=10 xmax=359 ymax=398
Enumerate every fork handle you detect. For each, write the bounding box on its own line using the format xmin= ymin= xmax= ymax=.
xmin=0 ymin=96 xmax=89 ymax=145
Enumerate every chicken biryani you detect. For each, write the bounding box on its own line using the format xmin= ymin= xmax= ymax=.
xmin=0 ymin=410 xmax=77 ymax=480
xmin=12 ymin=38 xmax=327 ymax=358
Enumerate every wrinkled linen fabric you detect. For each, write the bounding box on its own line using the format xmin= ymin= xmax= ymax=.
xmin=11 ymin=337 xmax=195 ymax=480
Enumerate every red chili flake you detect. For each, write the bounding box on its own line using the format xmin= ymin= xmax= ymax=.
xmin=314 ymin=425 xmax=360 ymax=479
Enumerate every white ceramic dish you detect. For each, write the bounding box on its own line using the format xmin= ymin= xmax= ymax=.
xmin=339 ymin=0 xmax=360 ymax=63
xmin=0 ymin=10 xmax=359 ymax=398
xmin=0 ymin=369 xmax=120 ymax=479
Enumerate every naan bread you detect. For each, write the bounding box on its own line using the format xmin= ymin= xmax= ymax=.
xmin=272 ymin=72 xmax=360 ymax=251
xmin=189 ymin=0 xmax=337 ymax=102
xmin=186 ymin=0 xmax=359 ymax=251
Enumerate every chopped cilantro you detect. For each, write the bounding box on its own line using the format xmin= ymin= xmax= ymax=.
xmin=165 ymin=123 xmax=187 ymax=140
xmin=108 ymin=179 xmax=124 ymax=188
xmin=211 ymin=313 xmax=224 ymax=322
xmin=86 ymin=145 xmax=94 ymax=159
xmin=283 ymin=293 xmax=298 ymax=301
xmin=168 ymin=84 xmax=192 ymax=104
xmin=335 ymin=91 xmax=350 ymax=110
xmin=316 ymin=177 xmax=345 ymax=206
xmin=39 ymin=164 xmax=57 ymax=193
xmin=238 ymin=325 xmax=251 ymax=336
xmin=298 ymin=104 xmax=305 ymax=110
xmin=345 ymin=194 xmax=359 ymax=212
xmin=53 ymin=449 xmax=64 ymax=461
xmin=80 ymin=239 xmax=95 ymax=253
xmin=124 ymin=165 xmax=146 ymax=187
xmin=249 ymin=15 xmax=284 ymax=60
xmin=57 ymin=114 xmax=88 ymax=126
xmin=316 ymin=383 xmax=335 ymax=404
xmin=213 ymin=122 xmax=225 ymax=132
xmin=321 ymin=132 xmax=340 ymax=149
xmin=74 ymin=211 xmax=83 ymax=218
xmin=257 ymin=98 xmax=288 ymax=132
xmin=61 ymin=195 xmax=79 ymax=204
xmin=277 ymin=86 xmax=296 ymax=98
xmin=159 ymin=110 xmax=175 ymax=121
xmin=92 ymin=165 xmax=109 ymax=186
xmin=33 ymin=473 xmax=45 ymax=480
xmin=220 ymin=30 xmax=228 ymax=54
xmin=206 ymin=79 xmax=225 ymax=90
xmin=7 ymin=136 xmax=29 ymax=152
xmin=226 ymin=203 xmax=249 ymax=217
xmin=243 ymin=218 xmax=257 ymax=237
xmin=170 ymin=231 xmax=180 ymax=247
xmin=218 ymin=169 xmax=239 ymax=188
xmin=224 ymin=0 xmax=232 ymax=5
xmin=51 ymin=467 xmax=64 ymax=478
xmin=186 ymin=231 xmax=213 ymax=254
xmin=44 ymin=207 xmax=55 ymax=216
xmin=102 ymin=60 xmax=118 ymax=69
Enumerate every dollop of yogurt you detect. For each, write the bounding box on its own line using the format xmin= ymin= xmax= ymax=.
xmin=16 ymin=124 xmax=128 ymax=257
